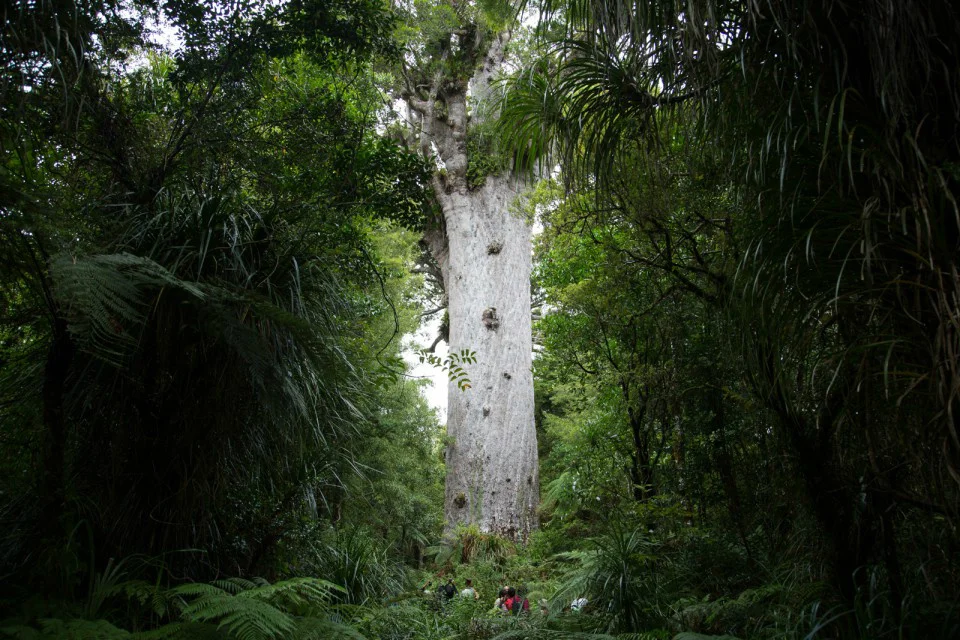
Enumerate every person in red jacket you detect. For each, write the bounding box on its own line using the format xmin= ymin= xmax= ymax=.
xmin=504 ymin=586 xmax=529 ymax=614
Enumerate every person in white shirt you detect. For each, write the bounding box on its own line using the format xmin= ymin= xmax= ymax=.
xmin=460 ymin=578 xmax=479 ymax=600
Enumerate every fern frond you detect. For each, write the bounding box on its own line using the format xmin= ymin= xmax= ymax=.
xmin=491 ymin=629 xmax=617 ymax=639
xmin=0 ymin=625 xmax=41 ymax=640
xmin=50 ymin=252 xmax=206 ymax=366
xmin=238 ymin=577 xmax=345 ymax=610
xmin=180 ymin=591 xmax=294 ymax=640
xmin=212 ymin=578 xmax=259 ymax=594
xmin=130 ymin=623 xmax=185 ymax=640
xmin=133 ymin=622 xmax=225 ymax=640
xmin=168 ymin=583 xmax=228 ymax=599
xmin=615 ymin=633 xmax=671 ymax=640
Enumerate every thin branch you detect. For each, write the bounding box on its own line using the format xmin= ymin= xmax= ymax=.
xmin=358 ymin=244 xmax=402 ymax=366
xmin=419 ymin=304 xmax=446 ymax=318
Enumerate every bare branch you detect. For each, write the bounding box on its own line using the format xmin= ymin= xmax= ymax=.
xmin=420 ymin=304 xmax=447 ymax=318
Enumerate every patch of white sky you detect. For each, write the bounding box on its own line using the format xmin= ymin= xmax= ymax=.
xmin=108 ymin=3 xmax=183 ymax=72
xmin=402 ymin=314 xmax=450 ymax=420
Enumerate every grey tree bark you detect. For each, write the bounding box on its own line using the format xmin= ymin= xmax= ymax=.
xmin=406 ymin=32 xmax=539 ymax=541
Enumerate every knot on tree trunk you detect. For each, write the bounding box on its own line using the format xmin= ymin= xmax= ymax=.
xmin=482 ymin=307 xmax=499 ymax=330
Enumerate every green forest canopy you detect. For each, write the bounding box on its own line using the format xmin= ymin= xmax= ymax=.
xmin=1 ymin=0 xmax=959 ymax=638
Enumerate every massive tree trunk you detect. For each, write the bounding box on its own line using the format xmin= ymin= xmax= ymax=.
xmin=408 ymin=32 xmax=539 ymax=541
xmin=437 ymin=175 xmax=539 ymax=540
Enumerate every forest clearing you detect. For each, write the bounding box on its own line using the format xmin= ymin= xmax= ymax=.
xmin=1 ymin=0 xmax=959 ymax=638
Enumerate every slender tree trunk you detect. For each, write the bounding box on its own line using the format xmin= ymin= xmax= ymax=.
xmin=409 ymin=32 xmax=539 ymax=541
xmin=627 ymin=400 xmax=653 ymax=502
xmin=41 ymin=318 xmax=73 ymax=537
xmin=770 ymin=379 xmax=871 ymax=605
xmin=709 ymin=386 xmax=753 ymax=559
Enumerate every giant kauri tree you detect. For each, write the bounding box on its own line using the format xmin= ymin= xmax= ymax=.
xmin=398 ymin=0 xmax=539 ymax=540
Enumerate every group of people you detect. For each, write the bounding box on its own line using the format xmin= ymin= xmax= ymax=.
xmin=422 ymin=578 xmax=530 ymax=614
xmin=493 ymin=586 xmax=530 ymax=614
xmin=422 ymin=578 xmax=587 ymax=616
xmin=422 ymin=578 xmax=480 ymax=602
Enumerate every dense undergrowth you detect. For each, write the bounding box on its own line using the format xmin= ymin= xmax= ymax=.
xmin=4 ymin=516 xmax=958 ymax=639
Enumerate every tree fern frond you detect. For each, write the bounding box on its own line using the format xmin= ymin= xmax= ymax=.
xmin=237 ymin=577 xmax=345 ymax=610
xmin=0 ymin=624 xmax=41 ymax=640
xmin=180 ymin=594 xmax=294 ymax=640
xmin=212 ymin=578 xmax=259 ymax=595
xmin=171 ymin=578 xmax=345 ymax=640
xmin=135 ymin=622 xmax=227 ymax=640
xmin=130 ymin=623 xmax=185 ymax=640
xmin=491 ymin=629 xmax=617 ymax=639
xmin=50 ymin=252 xmax=206 ymax=366
xmin=169 ymin=583 xmax=228 ymax=599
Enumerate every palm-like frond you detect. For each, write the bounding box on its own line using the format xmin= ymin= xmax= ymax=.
xmin=306 ymin=528 xmax=404 ymax=605
xmin=497 ymin=58 xmax=565 ymax=174
xmin=50 ymin=253 xmax=204 ymax=367
xmin=552 ymin=525 xmax=658 ymax=633
xmin=554 ymin=37 xmax=662 ymax=182
xmin=502 ymin=0 xmax=740 ymax=186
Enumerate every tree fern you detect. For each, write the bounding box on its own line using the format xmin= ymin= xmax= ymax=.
xmin=49 ymin=253 xmax=205 ymax=367
xmin=176 ymin=588 xmax=294 ymax=640
xmin=234 ymin=577 xmax=345 ymax=611
xmin=0 ymin=625 xmax=41 ymax=640
xmin=167 ymin=577 xmax=348 ymax=640
xmin=130 ymin=624 xmax=188 ymax=640
xmin=211 ymin=578 xmax=264 ymax=595
xmin=1 ymin=3 xmax=427 ymax=577
xmin=491 ymin=628 xmax=672 ymax=639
